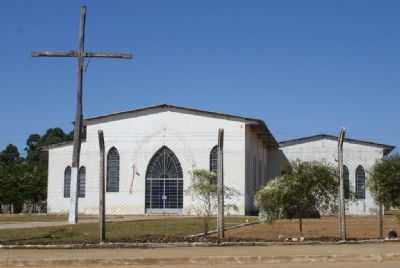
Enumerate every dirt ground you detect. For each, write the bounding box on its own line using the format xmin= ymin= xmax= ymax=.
xmin=224 ymin=216 xmax=400 ymax=241
xmin=2 ymin=244 xmax=400 ymax=267
xmin=16 ymin=263 xmax=400 ymax=268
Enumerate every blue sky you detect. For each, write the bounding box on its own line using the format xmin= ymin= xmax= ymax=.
xmin=1 ymin=1 xmax=399 ymax=153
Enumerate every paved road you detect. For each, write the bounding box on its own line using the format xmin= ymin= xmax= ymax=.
xmin=1 ymin=243 xmax=400 ymax=267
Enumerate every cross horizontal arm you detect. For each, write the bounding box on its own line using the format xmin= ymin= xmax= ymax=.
xmin=32 ymin=51 xmax=78 ymax=57
xmin=32 ymin=51 xmax=133 ymax=59
xmin=84 ymin=52 xmax=133 ymax=59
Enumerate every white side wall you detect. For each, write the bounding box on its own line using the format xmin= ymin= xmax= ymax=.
xmin=47 ymin=110 xmax=246 ymax=215
xmin=281 ymin=139 xmax=384 ymax=215
xmin=244 ymin=126 xmax=272 ymax=214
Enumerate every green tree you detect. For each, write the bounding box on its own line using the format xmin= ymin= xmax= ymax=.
xmin=368 ymin=154 xmax=400 ymax=208
xmin=0 ymin=146 xmax=24 ymax=213
xmin=256 ymin=161 xmax=338 ymax=235
xmin=0 ymin=144 xmax=21 ymax=164
xmin=0 ymin=128 xmax=72 ymax=214
xmin=23 ymin=128 xmax=72 ymax=212
xmin=188 ymin=169 xmax=239 ymax=235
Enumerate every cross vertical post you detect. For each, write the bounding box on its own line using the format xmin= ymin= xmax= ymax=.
xmin=69 ymin=5 xmax=86 ymax=225
xmin=32 ymin=5 xmax=132 ymax=224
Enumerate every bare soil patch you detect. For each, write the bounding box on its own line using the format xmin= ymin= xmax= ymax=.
xmin=224 ymin=215 xmax=400 ymax=241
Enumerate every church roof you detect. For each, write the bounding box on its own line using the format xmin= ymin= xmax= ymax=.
xmin=44 ymin=104 xmax=278 ymax=150
xmin=279 ymin=134 xmax=395 ymax=155
xmin=84 ymin=103 xmax=268 ymax=126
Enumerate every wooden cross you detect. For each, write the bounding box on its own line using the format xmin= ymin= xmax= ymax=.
xmin=32 ymin=6 xmax=132 ymax=224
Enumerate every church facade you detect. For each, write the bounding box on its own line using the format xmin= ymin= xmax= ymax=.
xmin=46 ymin=104 xmax=394 ymax=216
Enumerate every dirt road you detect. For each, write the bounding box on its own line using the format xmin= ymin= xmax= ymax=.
xmin=1 ymin=243 xmax=400 ymax=267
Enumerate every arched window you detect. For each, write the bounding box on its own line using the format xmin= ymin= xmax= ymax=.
xmin=355 ymin=165 xmax=366 ymax=199
xmin=343 ymin=165 xmax=350 ymax=199
xmin=209 ymin=145 xmax=218 ymax=174
xmin=107 ymin=147 xmax=120 ymax=192
xmin=145 ymin=146 xmax=183 ymax=211
xmin=78 ymin=166 xmax=86 ymax=198
xmin=64 ymin=166 xmax=71 ymax=198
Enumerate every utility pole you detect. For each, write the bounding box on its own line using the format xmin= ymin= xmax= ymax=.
xmin=217 ymin=128 xmax=225 ymax=242
xmin=98 ymin=130 xmax=106 ymax=243
xmin=338 ymin=128 xmax=346 ymax=240
xmin=32 ymin=6 xmax=132 ymax=224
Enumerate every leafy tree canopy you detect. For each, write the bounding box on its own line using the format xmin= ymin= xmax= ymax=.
xmin=0 ymin=127 xmax=72 ymax=213
xmin=0 ymin=144 xmax=21 ymax=164
xmin=368 ymin=154 xmax=400 ymax=208
xmin=256 ymin=161 xmax=338 ymax=233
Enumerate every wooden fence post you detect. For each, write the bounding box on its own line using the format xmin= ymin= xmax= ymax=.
xmin=379 ymin=203 xmax=384 ymax=239
xmin=98 ymin=130 xmax=106 ymax=243
xmin=338 ymin=128 xmax=346 ymax=241
xmin=217 ymin=128 xmax=225 ymax=243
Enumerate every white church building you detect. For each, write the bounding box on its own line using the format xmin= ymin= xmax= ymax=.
xmin=45 ymin=104 xmax=395 ymax=216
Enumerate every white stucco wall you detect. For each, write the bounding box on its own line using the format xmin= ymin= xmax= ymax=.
xmin=280 ymin=138 xmax=385 ymax=215
xmin=47 ymin=109 xmax=248 ymax=215
xmin=244 ymin=125 xmax=273 ymax=214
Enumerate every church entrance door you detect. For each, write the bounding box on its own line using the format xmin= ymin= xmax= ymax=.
xmin=145 ymin=146 xmax=183 ymax=214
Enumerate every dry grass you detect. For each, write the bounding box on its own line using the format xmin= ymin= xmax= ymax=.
xmin=0 ymin=216 xmax=254 ymax=244
xmin=224 ymin=215 xmax=400 ymax=241
xmin=0 ymin=214 xmax=68 ymax=223
xmin=1 ymin=215 xmax=399 ymax=244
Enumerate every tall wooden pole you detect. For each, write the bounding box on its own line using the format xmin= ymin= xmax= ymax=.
xmin=98 ymin=130 xmax=106 ymax=243
xmin=338 ymin=128 xmax=346 ymax=240
xmin=217 ymin=128 xmax=225 ymax=242
xmin=68 ymin=6 xmax=86 ymax=224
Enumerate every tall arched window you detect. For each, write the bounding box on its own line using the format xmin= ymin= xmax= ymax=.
xmin=78 ymin=166 xmax=86 ymax=198
xmin=64 ymin=166 xmax=71 ymax=198
xmin=145 ymin=146 xmax=183 ymax=212
xmin=343 ymin=165 xmax=350 ymax=199
xmin=209 ymin=145 xmax=218 ymax=174
xmin=107 ymin=147 xmax=120 ymax=192
xmin=355 ymin=165 xmax=366 ymax=199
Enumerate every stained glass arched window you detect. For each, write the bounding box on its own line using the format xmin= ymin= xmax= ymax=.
xmin=107 ymin=147 xmax=120 ymax=192
xmin=64 ymin=166 xmax=71 ymax=198
xmin=355 ymin=165 xmax=366 ymax=199
xmin=343 ymin=165 xmax=350 ymax=199
xmin=209 ymin=145 xmax=218 ymax=174
xmin=78 ymin=166 xmax=86 ymax=198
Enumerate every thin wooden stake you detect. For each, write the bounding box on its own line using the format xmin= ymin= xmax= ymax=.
xmin=338 ymin=128 xmax=346 ymax=241
xmin=98 ymin=130 xmax=106 ymax=243
xmin=217 ymin=128 xmax=224 ymax=243
xmin=379 ymin=203 xmax=384 ymax=239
